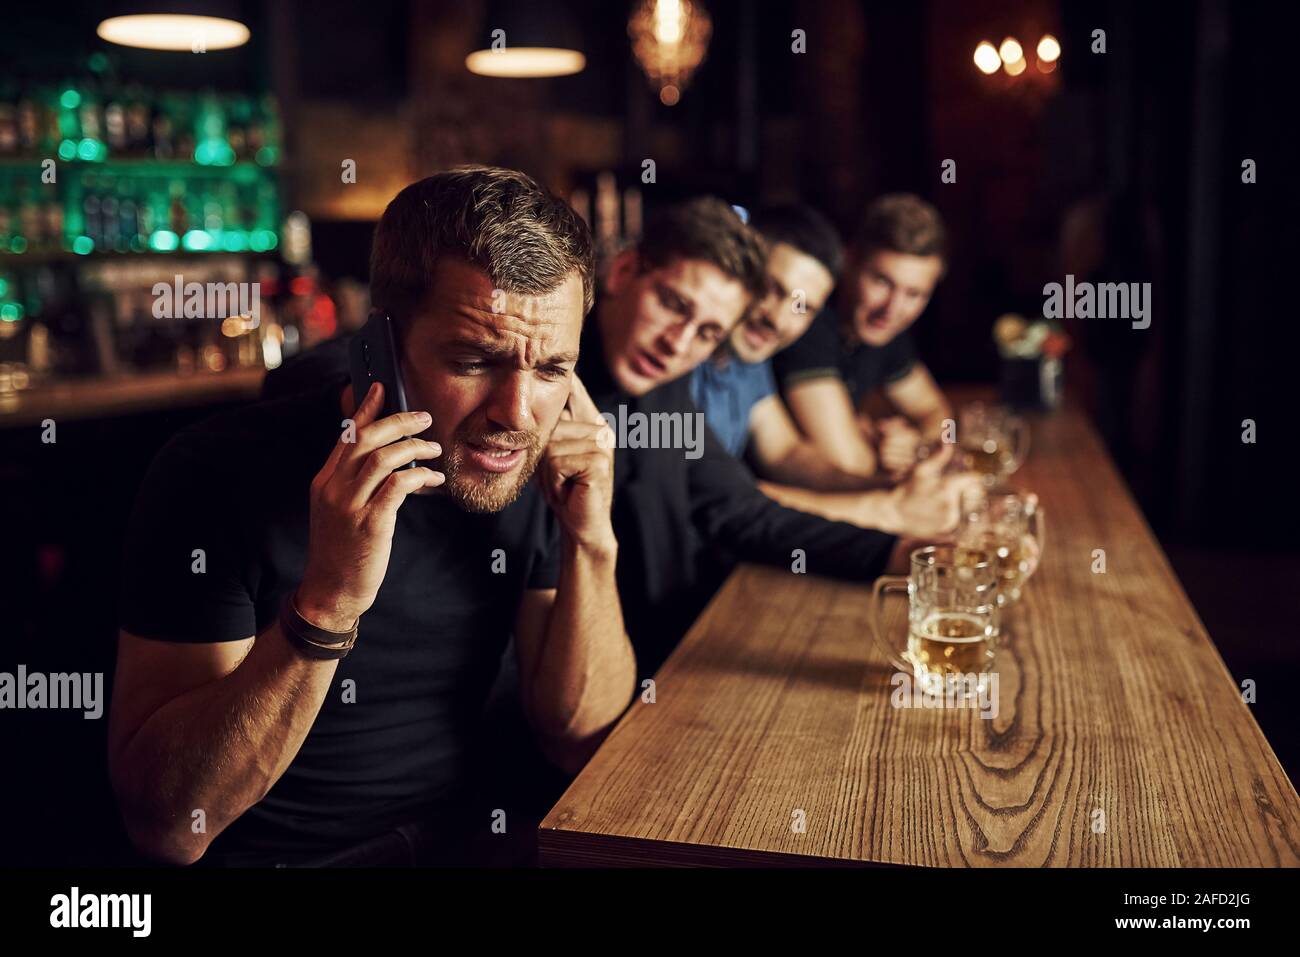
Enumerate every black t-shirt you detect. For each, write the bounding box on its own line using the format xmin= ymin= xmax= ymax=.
xmin=578 ymin=318 xmax=898 ymax=675
xmin=118 ymin=374 xmax=560 ymax=862
xmin=772 ymin=304 xmax=917 ymax=404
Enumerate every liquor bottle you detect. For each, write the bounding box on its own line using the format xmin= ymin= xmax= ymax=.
xmin=186 ymin=181 xmax=206 ymax=245
xmin=246 ymin=97 xmax=264 ymax=155
xmin=237 ymin=180 xmax=257 ymax=241
xmin=0 ymin=190 xmax=12 ymax=249
xmin=256 ymin=177 xmax=276 ymax=230
xmin=56 ymin=81 xmax=83 ymax=164
xmin=151 ymin=95 xmax=174 ymax=159
xmin=104 ymin=84 xmax=128 ymax=155
xmin=119 ymin=188 xmax=139 ymax=251
xmin=168 ymin=179 xmax=188 ymax=235
xmin=82 ymin=174 xmax=102 ymax=250
xmin=194 ymin=91 xmax=233 ymax=166
xmin=125 ymin=85 xmax=151 ymax=156
xmin=43 ymin=90 xmax=62 ymax=157
xmin=218 ymin=181 xmax=240 ymax=240
xmin=101 ymin=181 xmax=121 ymax=252
xmin=29 ymin=321 xmax=52 ymax=376
xmin=226 ymin=94 xmax=250 ymax=161
xmin=0 ymin=88 xmax=17 ymax=156
xmin=203 ymin=182 xmax=223 ymax=232
xmin=172 ymin=95 xmax=195 ymax=162
xmin=252 ymin=94 xmax=281 ymax=166
xmin=17 ymin=90 xmax=40 ymax=156
xmin=143 ymin=180 xmax=166 ymax=240
xmin=42 ymin=193 xmax=63 ymax=251
xmin=78 ymin=80 xmax=105 ymax=158
xmin=16 ymin=183 xmax=40 ymax=250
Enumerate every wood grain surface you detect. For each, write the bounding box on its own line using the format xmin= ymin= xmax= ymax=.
xmin=539 ymin=398 xmax=1300 ymax=867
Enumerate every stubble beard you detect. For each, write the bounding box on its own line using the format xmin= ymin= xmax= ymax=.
xmin=441 ymin=428 xmax=544 ymax=513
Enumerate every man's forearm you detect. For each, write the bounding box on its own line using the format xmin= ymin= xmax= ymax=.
xmin=814 ymin=429 xmax=879 ymax=476
xmin=756 ymin=480 xmax=902 ymax=531
xmin=113 ymin=623 xmax=337 ymax=864
xmin=527 ymin=539 xmax=635 ymax=767
xmin=900 ymin=387 xmax=952 ymax=444
xmin=762 ymin=442 xmax=895 ymax=492
xmin=918 ymin=406 xmax=951 ymax=443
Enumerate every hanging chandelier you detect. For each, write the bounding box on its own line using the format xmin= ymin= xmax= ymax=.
xmin=628 ymin=0 xmax=712 ymax=106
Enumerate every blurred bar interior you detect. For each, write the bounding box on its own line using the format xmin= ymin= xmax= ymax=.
xmin=0 ymin=0 xmax=1294 ymax=862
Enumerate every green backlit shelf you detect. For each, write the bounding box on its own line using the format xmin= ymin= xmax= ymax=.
xmin=0 ymin=157 xmax=283 ymax=261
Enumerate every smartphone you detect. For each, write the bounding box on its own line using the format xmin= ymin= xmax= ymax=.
xmin=348 ymin=312 xmax=416 ymax=470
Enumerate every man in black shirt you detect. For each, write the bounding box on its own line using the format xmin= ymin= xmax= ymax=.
xmin=773 ymin=193 xmax=953 ymax=479
xmin=109 ymin=168 xmax=633 ymax=866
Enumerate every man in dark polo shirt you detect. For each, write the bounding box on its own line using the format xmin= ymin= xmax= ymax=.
xmin=773 ymin=193 xmax=953 ymax=479
xmin=108 ymin=167 xmax=634 ymax=867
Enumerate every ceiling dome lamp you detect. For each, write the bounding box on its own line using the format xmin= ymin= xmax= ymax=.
xmin=629 ymin=0 xmax=712 ymax=106
xmin=466 ymin=0 xmax=586 ymax=78
xmin=96 ymin=1 xmax=249 ymax=52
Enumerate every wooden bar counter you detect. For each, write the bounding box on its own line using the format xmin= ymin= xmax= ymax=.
xmin=539 ymin=398 xmax=1300 ymax=867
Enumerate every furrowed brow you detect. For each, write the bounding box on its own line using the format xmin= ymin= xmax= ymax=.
xmin=539 ymin=351 xmax=579 ymax=367
xmin=449 ymin=336 xmax=578 ymax=368
xmin=447 ymin=336 xmax=515 ymax=358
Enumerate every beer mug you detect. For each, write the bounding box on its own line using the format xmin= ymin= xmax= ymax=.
xmin=958 ymin=402 xmax=1030 ymax=485
xmin=871 ymin=545 xmax=1000 ymax=697
xmin=957 ymin=487 xmax=1045 ymax=605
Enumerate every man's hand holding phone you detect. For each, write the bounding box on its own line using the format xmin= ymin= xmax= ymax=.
xmin=538 ymin=373 xmax=617 ymax=557
xmin=296 ymin=382 xmax=444 ymax=632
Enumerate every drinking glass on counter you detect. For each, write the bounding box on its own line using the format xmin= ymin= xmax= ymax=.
xmin=871 ymin=545 xmax=1000 ymax=697
xmin=957 ymin=487 xmax=1044 ymax=605
xmin=958 ymin=401 xmax=1030 ymax=485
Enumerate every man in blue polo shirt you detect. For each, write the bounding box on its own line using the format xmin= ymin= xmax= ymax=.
xmin=690 ymin=206 xmax=849 ymax=473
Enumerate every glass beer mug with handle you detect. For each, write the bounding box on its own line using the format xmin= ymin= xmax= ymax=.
xmin=957 ymin=487 xmax=1045 ymax=605
xmin=870 ymin=545 xmax=1001 ymax=698
xmin=959 ymin=401 xmax=1031 ymax=485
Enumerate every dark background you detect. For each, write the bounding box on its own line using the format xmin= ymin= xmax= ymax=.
xmin=2 ymin=0 xmax=1296 ymax=865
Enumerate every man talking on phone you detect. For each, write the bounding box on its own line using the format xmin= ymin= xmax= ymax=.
xmin=108 ymin=167 xmax=634 ymax=866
